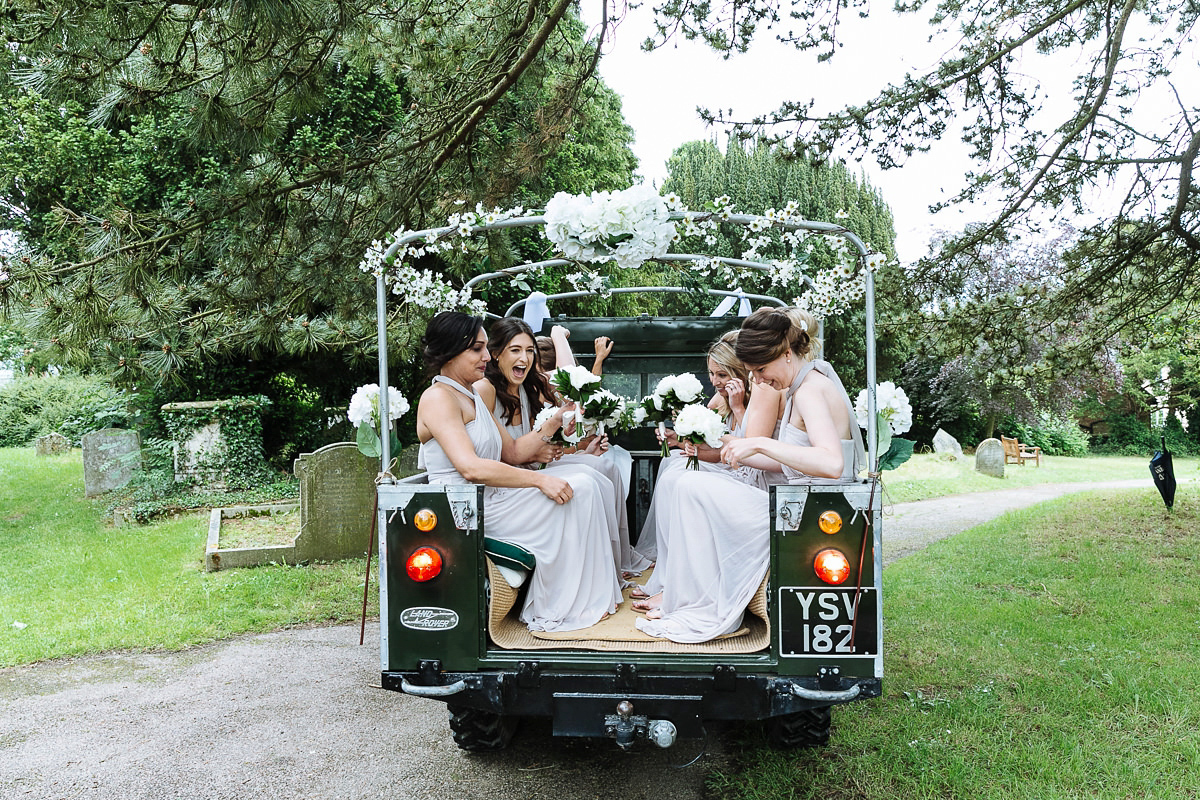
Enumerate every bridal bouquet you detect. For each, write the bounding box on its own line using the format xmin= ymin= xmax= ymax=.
xmin=673 ymin=404 xmax=727 ymax=470
xmin=635 ymin=372 xmax=707 ymax=456
xmin=578 ymin=388 xmax=627 ymax=436
xmin=550 ymin=364 xmax=601 ymax=405
xmin=347 ymin=384 xmax=410 ymax=459
xmin=854 ymin=381 xmax=915 ymax=471
xmin=531 ymin=404 xmax=581 ymax=446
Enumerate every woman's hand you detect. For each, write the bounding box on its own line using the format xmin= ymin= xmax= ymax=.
xmin=656 ymin=427 xmax=682 ymax=450
xmin=537 ymin=473 xmax=574 ymax=504
xmin=584 ymin=433 xmax=610 ymax=456
xmin=551 ymin=325 xmax=571 ymax=342
xmin=721 ymin=437 xmax=763 ymax=469
xmin=533 ymin=441 xmax=564 ymax=464
xmin=593 ymin=336 xmax=613 ymax=361
xmin=725 ymin=377 xmax=747 ymax=416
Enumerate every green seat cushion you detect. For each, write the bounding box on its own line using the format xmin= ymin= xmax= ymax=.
xmin=484 ymin=538 xmax=536 ymax=573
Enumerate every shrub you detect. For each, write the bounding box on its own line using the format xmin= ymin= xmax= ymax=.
xmin=0 ymin=373 xmax=130 ymax=447
xmin=1007 ymin=413 xmax=1091 ymax=457
xmin=1091 ymin=413 xmax=1159 ymax=455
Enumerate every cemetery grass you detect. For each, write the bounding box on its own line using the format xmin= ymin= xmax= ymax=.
xmin=0 ymin=448 xmax=376 ymax=668
xmin=881 ymin=452 xmax=1198 ymax=504
xmin=708 ymin=484 xmax=1200 ymax=800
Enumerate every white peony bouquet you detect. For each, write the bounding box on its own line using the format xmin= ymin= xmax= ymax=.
xmin=854 ymin=381 xmax=915 ymax=471
xmin=543 ymin=185 xmax=677 ymax=270
xmin=347 ymin=384 xmax=410 ymax=458
xmin=578 ymin=388 xmax=627 ymax=436
xmin=550 ymin=364 xmax=602 ymax=406
xmin=636 ymin=372 xmax=708 ymax=457
xmin=531 ymin=404 xmax=581 ymax=446
xmin=672 ymin=404 xmax=728 ymax=470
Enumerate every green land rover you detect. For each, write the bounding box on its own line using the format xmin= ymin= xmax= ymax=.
xmin=367 ymin=206 xmax=885 ymax=752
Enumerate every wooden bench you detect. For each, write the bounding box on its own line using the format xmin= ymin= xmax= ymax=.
xmin=1000 ymin=435 xmax=1042 ymax=466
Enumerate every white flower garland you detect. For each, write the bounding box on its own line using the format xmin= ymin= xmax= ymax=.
xmin=357 ymin=192 xmax=893 ymax=321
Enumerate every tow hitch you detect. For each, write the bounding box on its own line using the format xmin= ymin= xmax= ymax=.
xmin=604 ymin=700 xmax=678 ymax=750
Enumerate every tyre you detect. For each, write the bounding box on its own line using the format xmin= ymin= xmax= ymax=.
xmin=765 ymin=707 xmax=831 ymax=749
xmin=447 ymin=704 xmax=517 ymax=752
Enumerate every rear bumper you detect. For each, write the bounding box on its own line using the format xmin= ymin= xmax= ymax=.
xmin=383 ymin=669 xmax=880 ymax=737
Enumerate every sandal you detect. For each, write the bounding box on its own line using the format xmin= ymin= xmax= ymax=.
xmin=628 ymin=585 xmax=651 ymax=600
xmin=630 ymin=593 xmax=662 ymax=614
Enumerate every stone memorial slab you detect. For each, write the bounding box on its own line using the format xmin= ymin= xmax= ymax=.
xmin=974 ymin=437 xmax=1005 ymax=478
xmin=35 ymin=432 xmax=70 ymax=456
xmin=82 ymin=428 xmax=141 ymax=497
xmin=933 ymin=428 xmax=964 ymax=460
xmin=293 ymin=443 xmax=378 ymax=563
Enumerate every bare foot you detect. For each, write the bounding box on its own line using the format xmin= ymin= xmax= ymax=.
xmin=631 ymin=593 xmax=662 ymax=613
xmin=645 ymin=607 xmax=663 ymax=620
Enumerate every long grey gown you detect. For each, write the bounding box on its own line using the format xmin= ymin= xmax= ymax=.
xmin=494 ymin=384 xmax=649 ymax=577
xmin=419 ymin=376 xmax=622 ymax=632
xmin=635 ymin=360 xmax=861 ymax=643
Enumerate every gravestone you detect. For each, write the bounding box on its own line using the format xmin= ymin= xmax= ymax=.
xmin=974 ymin=437 xmax=1005 ymax=478
xmin=35 ymin=432 xmax=70 ymax=456
xmin=933 ymin=428 xmax=964 ymax=460
xmin=81 ymin=428 xmax=141 ymax=497
xmin=293 ymin=443 xmax=378 ymax=562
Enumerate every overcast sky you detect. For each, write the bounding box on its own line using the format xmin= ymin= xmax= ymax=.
xmin=583 ymin=5 xmax=1121 ymax=264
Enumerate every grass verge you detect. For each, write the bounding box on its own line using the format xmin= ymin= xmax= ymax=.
xmin=881 ymin=452 xmax=1197 ymax=504
xmin=708 ymin=484 xmax=1200 ymax=799
xmin=0 ymin=448 xmax=375 ymax=668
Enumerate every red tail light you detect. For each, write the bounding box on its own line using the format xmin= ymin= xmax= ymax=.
xmin=813 ymin=548 xmax=850 ymax=585
xmin=406 ymin=547 xmax=443 ymax=582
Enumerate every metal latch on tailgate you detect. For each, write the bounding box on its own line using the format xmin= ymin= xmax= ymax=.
xmin=775 ymin=497 xmax=808 ymax=532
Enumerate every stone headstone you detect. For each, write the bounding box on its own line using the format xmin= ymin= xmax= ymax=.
xmin=293 ymin=443 xmax=378 ymax=562
xmin=81 ymin=428 xmax=141 ymax=497
xmin=35 ymin=432 xmax=70 ymax=456
xmin=974 ymin=437 xmax=1005 ymax=478
xmin=932 ymin=428 xmax=964 ymax=460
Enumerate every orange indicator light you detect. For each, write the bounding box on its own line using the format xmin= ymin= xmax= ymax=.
xmin=818 ymin=510 xmax=843 ymax=534
xmin=414 ymin=509 xmax=438 ymax=532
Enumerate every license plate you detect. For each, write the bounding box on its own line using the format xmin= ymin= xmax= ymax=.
xmin=779 ymin=586 xmax=878 ymax=657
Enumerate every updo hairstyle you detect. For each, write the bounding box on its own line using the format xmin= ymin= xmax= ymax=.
xmin=421 ymin=311 xmax=485 ymax=375
xmin=485 ymin=317 xmax=557 ymax=425
xmin=734 ymin=307 xmax=821 ymax=367
xmin=535 ymin=335 xmax=557 ymax=372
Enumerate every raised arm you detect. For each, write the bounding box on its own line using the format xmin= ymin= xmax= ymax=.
xmin=591 ymin=336 xmax=613 ymax=376
xmin=550 ymin=325 xmax=576 ymax=368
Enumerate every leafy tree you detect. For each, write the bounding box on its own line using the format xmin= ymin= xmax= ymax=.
xmin=651 ymin=0 xmax=1198 ymax=360
xmin=659 ymin=136 xmax=901 ymax=390
xmin=0 ymin=0 xmax=636 ymax=390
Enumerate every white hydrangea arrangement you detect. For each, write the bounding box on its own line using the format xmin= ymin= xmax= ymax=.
xmin=854 ymin=381 xmax=915 ymax=471
xmin=543 ymin=184 xmax=677 ymax=270
xmin=549 ymin=364 xmax=602 ymax=404
xmin=672 ymin=404 xmax=728 ymax=470
xmin=347 ymin=384 xmax=410 ymax=458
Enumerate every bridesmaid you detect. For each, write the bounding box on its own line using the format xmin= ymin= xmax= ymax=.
xmin=635 ymin=307 xmax=859 ymax=643
xmin=474 ymin=317 xmax=645 ymax=578
xmin=632 ymin=330 xmax=781 ymax=585
xmin=416 ymin=311 xmax=621 ymax=633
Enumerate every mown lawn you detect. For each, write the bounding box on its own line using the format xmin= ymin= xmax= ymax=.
xmin=882 ymin=451 xmax=1197 ymax=504
xmin=709 ymin=483 xmax=1200 ymax=799
xmin=0 ymin=448 xmax=375 ymax=668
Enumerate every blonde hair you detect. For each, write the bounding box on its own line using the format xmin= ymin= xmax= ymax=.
xmin=707 ymin=330 xmax=751 ymax=420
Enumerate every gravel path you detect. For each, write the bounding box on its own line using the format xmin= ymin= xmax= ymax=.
xmin=0 ymin=478 xmax=1157 ymax=800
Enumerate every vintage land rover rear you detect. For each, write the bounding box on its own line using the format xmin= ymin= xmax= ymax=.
xmin=367 ymin=201 xmax=885 ymax=751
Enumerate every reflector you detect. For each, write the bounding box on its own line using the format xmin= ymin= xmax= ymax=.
xmin=818 ymin=510 xmax=843 ymax=534
xmin=414 ymin=508 xmax=438 ymax=531
xmin=814 ymin=548 xmax=851 ymax=585
xmin=406 ymin=547 xmax=443 ymax=582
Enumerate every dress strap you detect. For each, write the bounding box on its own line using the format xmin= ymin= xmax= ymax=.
xmin=432 ymin=374 xmax=476 ymax=399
